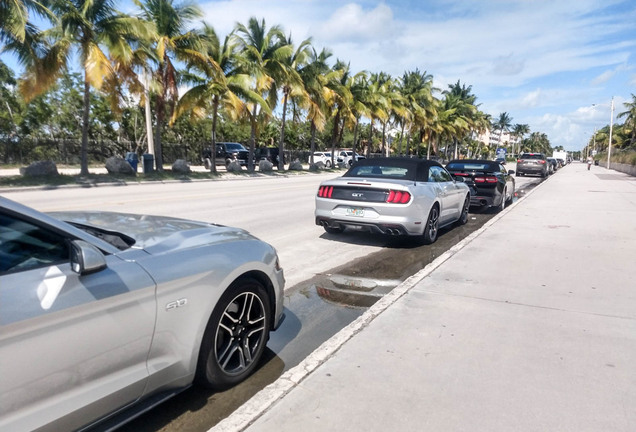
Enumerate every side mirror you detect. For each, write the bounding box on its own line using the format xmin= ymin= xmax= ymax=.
xmin=71 ymin=240 xmax=107 ymax=275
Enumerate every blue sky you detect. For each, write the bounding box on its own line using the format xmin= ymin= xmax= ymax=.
xmin=3 ymin=0 xmax=635 ymax=151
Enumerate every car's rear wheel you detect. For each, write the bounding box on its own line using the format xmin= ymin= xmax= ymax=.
xmin=498 ymin=187 xmax=507 ymax=212
xmin=325 ymin=160 xmax=331 ymax=168
xmin=456 ymin=195 xmax=470 ymax=226
xmin=423 ymin=205 xmax=439 ymax=244
xmin=506 ymin=184 xmax=515 ymax=204
xmin=196 ymin=278 xmax=271 ymax=390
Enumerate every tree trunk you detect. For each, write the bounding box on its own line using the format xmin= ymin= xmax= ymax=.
xmin=367 ymin=119 xmax=374 ymax=157
xmin=310 ymin=121 xmax=317 ymax=164
xmin=278 ymin=90 xmax=289 ymax=170
xmin=210 ymin=96 xmax=219 ymax=173
xmin=399 ymin=122 xmax=405 ymax=156
xmin=248 ymin=106 xmax=257 ymax=172
xmin=352 ymin=117 xmax=359 ymax=160
xmin=381 ymin=122 xmax=387 ymax=156
xmin=80 ymin=73 xmax=90 ymax=176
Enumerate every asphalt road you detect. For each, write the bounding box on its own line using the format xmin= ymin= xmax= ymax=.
xmin=1 ymin=166 xmax=543 ymax=431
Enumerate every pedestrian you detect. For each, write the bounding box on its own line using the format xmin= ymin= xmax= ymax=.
xmin=587 ymin=155 xmax=593 ymax=170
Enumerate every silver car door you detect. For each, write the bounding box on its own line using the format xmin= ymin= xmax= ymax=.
xmin=429 ymin=166 xmax=459 ymax=223
xmin=0 ymin=213 xmax=156 ymax=432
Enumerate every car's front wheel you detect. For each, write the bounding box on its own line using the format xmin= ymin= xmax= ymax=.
xmin=423 ymin=205 xmax=439 ymax=244
xmin=325 ymin=160 xmax=331 ymax=168
xmin=196 ymin=278 xmax=271 ymax=390
xmin=498 ymin=187 xmax=507 ymax=212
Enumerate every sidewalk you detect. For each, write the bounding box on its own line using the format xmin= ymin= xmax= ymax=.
xmin=213 ymin=162 xmax=636 ymax=432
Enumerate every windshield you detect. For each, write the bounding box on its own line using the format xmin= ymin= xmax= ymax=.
xmin=225 ymin=143 xmax=247 ymax=151
xmin=521 ymin=154 xmax=544 ymax=159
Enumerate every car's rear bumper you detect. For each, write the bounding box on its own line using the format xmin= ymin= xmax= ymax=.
xmin=316 ymin=216 xmax=412 ymax=236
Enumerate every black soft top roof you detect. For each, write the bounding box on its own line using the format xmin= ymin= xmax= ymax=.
xmin=343 ymin=157 xmax=443 ymax=182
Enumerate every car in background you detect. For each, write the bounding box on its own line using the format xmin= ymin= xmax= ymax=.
xmin=255 ymin=147 xmax=285 ymax=167
xmin=0 ymin=196 xmax=285 ymax=431
xmin=336 ymin=150 xmax=365 ymax=167
xmin=494 ymin=157 xmax=507 ymax=165
xmin=546 ymin=157 xmax=559 ymax=173
xmin=516 ymin=152 xmax=549 ymax=177
xmin=311 ymin=151 xmax=333 ymax=167
xmin=446 ymin=159 xmax=516 ymax=211
xmin=315 ymin=157 xmax=471 ymax=244
xmin=203 ymin=142 xmax=250 ymax=168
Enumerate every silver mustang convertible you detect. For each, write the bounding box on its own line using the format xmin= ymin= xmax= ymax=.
xmin=0 ymin=196 xmax=285 ymax=431
xmin=315 ymin=157 xmax=471 ymax=244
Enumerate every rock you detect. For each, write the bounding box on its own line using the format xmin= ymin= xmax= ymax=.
xmin=21 ymin=160 xmax=59 ymax=177
xmin=259 ymin=159 xmax=274 ymax=172
xmin=309 ymin=161 xmax=325 ymax=171
xmin=172 ymin=159 xmax=191 ymax=174
xmin=288 ymin=159 xmax=303 ymax=171
xmin=227 ymin=160 xmax=243 ymax=172
xmin=105 ymin=156 xmax=136 ymax=175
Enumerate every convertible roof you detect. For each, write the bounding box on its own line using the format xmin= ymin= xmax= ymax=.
xmin=343 ymin=157 xmax=443 ymax=182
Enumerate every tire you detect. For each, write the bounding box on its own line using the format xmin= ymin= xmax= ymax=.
xmin=204 ymin=158 xmax=212 ymax=170
xmin=323 ymin=224 xmax=344 ymax=234
xmin=325 ymin=160 xmax=331 ymax=168
xmin=195 ymin=278 xmax=271 ymax=390
xmin=506 ymin=184 xmax=515 ymax=204
xmin=423 ymin=205 xmax=440 ymax=244
xmin=456 ymin=194 xmax=470 ymax=226
xmin=498 ymin=187 xmax=507 ymax=212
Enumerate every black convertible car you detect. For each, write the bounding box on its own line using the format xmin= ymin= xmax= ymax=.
xmin=446 ymin=159 xmax=516 ymax=211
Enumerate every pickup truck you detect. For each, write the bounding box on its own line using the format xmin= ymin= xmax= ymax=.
xmin=336 ymin=150 xmax=365 ymax=167
xmin=203 ymin=142 xmax=250 ymax=168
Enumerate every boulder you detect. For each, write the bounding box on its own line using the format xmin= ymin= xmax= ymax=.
xmin=259 ymin=159 xmax=274 ymax=172
xmin=21 ymin=160 xmax=59 ymax=177
xmin=227 ymin=160 xmax=243 ymax=172
xmin=105 ymin=156 xmax=136 ymax=175
xmin=172 ymin=159 xmax=191 ymax=174
xmin=288 ymin=159 xmax=303 ymax=171
xmin=309 ymin=161 xmax=325 ymax=171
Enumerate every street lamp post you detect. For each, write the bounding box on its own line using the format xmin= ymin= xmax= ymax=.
xmin=607 ymin=97 xmax=614 ymax=169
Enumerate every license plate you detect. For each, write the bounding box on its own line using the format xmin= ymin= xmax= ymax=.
xmin=346 ymin=207 xmax=365 ymax=217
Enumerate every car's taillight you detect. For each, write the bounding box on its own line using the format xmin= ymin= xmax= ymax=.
xmin=539 ymin=160 xmax=546 ymax=164
xmin=474 ymin=176 xmax=498 ymax=183
xmin=318 ymin=186 xmax=334 ymax=198
xmin=517 ymin=159 xmax=522 ymax=163
xmin=386 ymin=190 xmax=411 ymax=204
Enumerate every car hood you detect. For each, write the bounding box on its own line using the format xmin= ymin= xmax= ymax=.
xmin=48 ymin=211 xmax=255 ymax=254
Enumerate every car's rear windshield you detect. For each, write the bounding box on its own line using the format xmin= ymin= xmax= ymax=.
xmin=346 ymin=164 xmax=413 ymax=180
xmin=521 ymin=154 xmax=543 ymax=159
xmin=447 ymin=162 xmax=493 ymax=171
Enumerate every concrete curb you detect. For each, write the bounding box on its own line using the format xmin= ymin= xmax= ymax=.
xmin=210 ymin=175 xmax=551 ymax=432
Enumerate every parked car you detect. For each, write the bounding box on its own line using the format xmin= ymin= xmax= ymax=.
xmin=336 ymin=150 xmax=365 ymax=167
xmin=446 ymin=159 xmax=516 ymax=211
xmin=255 ymin=147 xmax=285 ymax=167
xmin=203 ymin=142 xmax=250 ymax=168
xmin=0 ymin=196 xmax=285 ymax=431
xmin=315 ymin=157 xmax=471 ymax=244
xmin=516 ymin=152 xmax=549 ymax=177
xmin=311 ymin=151 xmax=333 ymax=167
xmin=494 ymin=157 xmax=507 ymax=165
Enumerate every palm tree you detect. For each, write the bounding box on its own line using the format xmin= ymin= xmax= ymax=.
xmin=14 ymin=0 xmax=149 ymax=175
xmin=234 ymin=17 xmax=290 ymax=172
xmin=173 ymin=24 xmax=264 ymax=173
xmin=324 ymin=60 xmax=353 ymax=163
xmin=136 ymin=0 xmax=203 ymax=171
xmin=397 ymin=69 xmax=435 ymax=156
xmin=275 ymin=34 xmax=311 ymax=169
xmin=492 ymin=112 xmax=513 ymax=150
xmin=297 ymin=47 xmax=334 ymax=165
xmin=511 ymin=123 xmax=530 ymax=157
xmin=618 ymin=93 xmax=636 ymax=148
